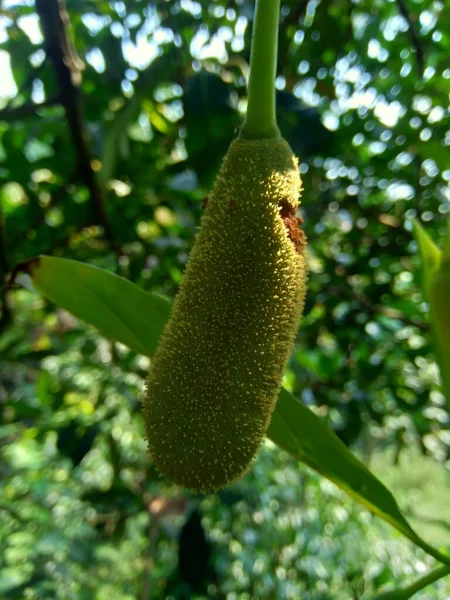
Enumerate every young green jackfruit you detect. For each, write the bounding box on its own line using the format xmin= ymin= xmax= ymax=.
xmin=143 ymin=136 xmax=307 ymax=492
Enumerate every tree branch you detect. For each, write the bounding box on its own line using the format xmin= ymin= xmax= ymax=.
xmin=0 ymin=97 xmax=60 ymax=121
xmin=34 ymin=0 xmax=119 ymax=251
xmin=7 ymin=171 xmax=79 ymax=250
xmin=396 ymin=0 xmax=425 ymax=78
xmin=0 ymin=60 xmax=45 ymax=115
xmin=277 ymin=0 xmax=309 ymax=76
xmin=327 ymin=284 xmax=429 ymax=332
xmin=281 ymin=0 xmax=309 ymax=28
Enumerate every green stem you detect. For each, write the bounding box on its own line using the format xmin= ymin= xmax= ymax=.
xmin=240 ymin=0 xmax=281 ymax=139
xmin=374 ymin=565 xmax=450 ymax=599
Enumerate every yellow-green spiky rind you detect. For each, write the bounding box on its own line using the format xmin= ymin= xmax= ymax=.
xmin=143 ymin=137 xmax=307 ymax=492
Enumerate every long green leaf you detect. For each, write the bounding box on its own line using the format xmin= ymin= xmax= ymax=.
xmin=267 ymin=389 xmax=450 ymax=565
xmin=430 ymin=264 xmax=450 ymax=411
xmin=23 ymin=256 xmax=171 ymax=356
xmin=412 ymin=219 xmax=441 ymax=302
xmin=21 ymin=256 xmax=450 ymax=565
xmin=413 ymin=220 xmax=450 ymax=411
xmin=373 ymin=564 xmax=450 ymax=599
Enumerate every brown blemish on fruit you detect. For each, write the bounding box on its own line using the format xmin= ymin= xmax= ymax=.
xmin=278 ymin=201 xmax=306 ymax=255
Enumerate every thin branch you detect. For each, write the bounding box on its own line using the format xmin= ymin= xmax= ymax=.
xmin=281 ymin=0 xmax=309 ymax=28
xmin=277 ymin=0 xmax=309 ymax=79
xmin=34 ymin=0 xmax=119 ymax=252
xmin=8 ymin=171 xmax=79 ymax=249
xmin=327 ymin=284 xmax=429 ymax=332
xmin=4 ymin=224 xmax=93 ymax=293
xmin=0 ymin=96 xmax=60 ymax=121
xmin=0 ymin=61 xmax=45 ymax=113
xmin=396 ymin=0 xmax=425 ymax=78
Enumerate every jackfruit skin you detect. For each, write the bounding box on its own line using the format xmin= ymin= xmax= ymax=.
xmin=143 ymin=137 xmax=307 ymax=492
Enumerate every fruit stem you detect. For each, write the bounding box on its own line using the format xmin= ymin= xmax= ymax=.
xmin=239 ymin=0 xmax=281 ymax=139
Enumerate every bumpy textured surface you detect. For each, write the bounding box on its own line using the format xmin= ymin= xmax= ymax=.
xmin=143 ymin=137 xmax=307 ymax=492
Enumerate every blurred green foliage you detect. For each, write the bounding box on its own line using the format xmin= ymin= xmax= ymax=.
xmin=0 ymin=0 xmax=450 ymax=597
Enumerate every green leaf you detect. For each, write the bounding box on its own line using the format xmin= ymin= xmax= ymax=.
xmin=412 ymin=219 xmax=442 ymax=302
xmin=22 ymin=256 xmax=171 ymax=356
xmin=20 ymin=256 xmax=450 ymax=566
xmin=413 ymin=220 xmax=450 ymax=411
xmin=430 ymin=263 xmax=450 ymax=412
xmin=442 ymin=222 xmax=450 ymax=261
xmin=267 ymin=388 xmax=450 ymax=565
xmin=373 ymin=564 xmax=450 ymax=599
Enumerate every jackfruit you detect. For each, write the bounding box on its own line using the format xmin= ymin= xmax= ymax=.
xmin=143 ymin=136 xmax=307 ymax=492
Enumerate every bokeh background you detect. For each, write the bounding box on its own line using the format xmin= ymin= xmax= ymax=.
xmin=0 ymin=0 xmax=449 ymax=598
